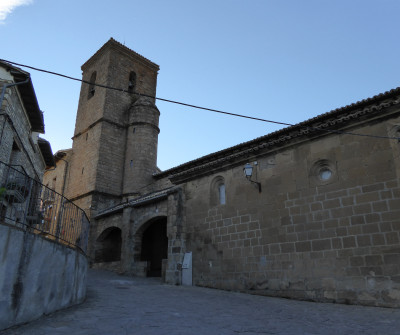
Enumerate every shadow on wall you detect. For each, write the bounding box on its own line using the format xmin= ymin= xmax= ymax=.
xmin=94 ymin=227 xmax=122 ymax=263
xmin=0 ymin=224 xmax=88 ymax=331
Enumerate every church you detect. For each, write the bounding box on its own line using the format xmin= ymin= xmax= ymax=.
xmin=44 ymin=38 xmax=400 ymax=307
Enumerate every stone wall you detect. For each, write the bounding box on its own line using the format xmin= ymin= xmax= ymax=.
xmin=183 ymin=117 xmax=400 ymax=307
xmin=0 ymin=76 xmax=46 ymax=180
xmin=67 ymin=124 xmax=101 ymax=201
xmin=43 ymin=150 xmax=72 ymax=196
xmin=0 ymin=224 xmax=87 ymax=331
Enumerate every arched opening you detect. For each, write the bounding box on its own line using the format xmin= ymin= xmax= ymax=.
xmin=210 ymin=176 xmax=226 ymax=206
xmin=95 ymin=227 xmax=122 ymax=263
xmin=140 ymin=217 xmax=168 ymax=277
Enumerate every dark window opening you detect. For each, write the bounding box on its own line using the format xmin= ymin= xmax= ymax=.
xmin=12 ymin=141 xmax=20 ymax=151
xmin=88 ymin=71 xmax=97 ymax=99
xmin=128 ymin=71 xmax=136 ymax=93
xmin=9 ymin=141 xmax=21 ymax=166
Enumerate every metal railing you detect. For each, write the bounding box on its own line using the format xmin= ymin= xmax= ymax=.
xmin=0 ymin=161 xmax=90 ymax=253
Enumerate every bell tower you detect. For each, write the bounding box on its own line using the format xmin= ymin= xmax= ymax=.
xmin=66 ymin=38 xmax=160 ymax=216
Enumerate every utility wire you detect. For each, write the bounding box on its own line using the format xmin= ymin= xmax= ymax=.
xmin=1 ymin=59 xmax=399 ymax=141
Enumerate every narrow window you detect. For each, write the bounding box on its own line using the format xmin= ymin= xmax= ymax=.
xmin=128 ymin=71 xmax=136 ymax=93
xmin=88 ymin=71 xmax=97 ymax=99
xmin=86 ymin=133 xmax=89 ymax=141
xmin=218 ymin=183 xmax=226 ymax=205
xmin=210 ymin=176 xmax=226 ymax=206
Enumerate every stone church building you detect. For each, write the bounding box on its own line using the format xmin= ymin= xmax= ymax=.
xmin=44 ymin=38 xmax=400 ymax=307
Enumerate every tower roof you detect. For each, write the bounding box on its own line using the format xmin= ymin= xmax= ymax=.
xmin=81 ymin=38 xmax=159 ymax=72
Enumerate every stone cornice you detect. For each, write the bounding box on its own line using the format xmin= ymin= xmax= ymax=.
xmin=72 ymin=117 xmax=125 ymax=139
xmin=155 ymin=93 xmax=400 ymax=183
xmin=127 ymin=121 xmax=160 ymax=133
xmin=68 ymin=190 xmax=121 ymax=202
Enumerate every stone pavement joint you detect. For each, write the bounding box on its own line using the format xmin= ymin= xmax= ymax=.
xmin=2 ymin=269 xmax=400 ymax=335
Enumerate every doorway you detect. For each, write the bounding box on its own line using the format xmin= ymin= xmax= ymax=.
xmin=140 ymin=217 xmax=168 ymax=277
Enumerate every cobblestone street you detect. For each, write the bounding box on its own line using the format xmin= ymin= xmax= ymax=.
xmin=3 ymin=269 xmax=400 ymax=335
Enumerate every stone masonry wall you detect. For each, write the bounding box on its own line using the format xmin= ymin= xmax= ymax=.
xmin=0 ymin=80 xmax=45 ymax=179
xmin=184 ymin=117 xmax=400 ymax=307
xmin=95 ymin=122 xmax=126 ymax=197
xmin=43 ymin=151 xmax=72 ymax=196
xmin=67 ymin=125 xmax=100 ymax=202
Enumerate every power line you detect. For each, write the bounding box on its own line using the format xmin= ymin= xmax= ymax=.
xmin=1 ymin=58 xmax=399 ymax=141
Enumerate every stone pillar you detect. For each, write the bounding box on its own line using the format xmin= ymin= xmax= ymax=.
xmin=165 ymin=188 xmax=186 ymax=285
xmin=120 ymin=206 xmax=134 ymax=274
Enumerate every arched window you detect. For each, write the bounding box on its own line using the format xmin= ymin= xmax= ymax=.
xmin=128 ymin=71 xmax=136 ymax=93
xmin=88 ymin=71 xmax=97 ymax=99
xmin=218 ymin=183 xmax=226 ymax=205
xmin=210 ymin=176 xmax=226 ymax=206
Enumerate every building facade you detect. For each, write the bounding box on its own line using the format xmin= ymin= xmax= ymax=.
xmin=0 ymin=61 xmax=54 ymax=179
xmin=0 ymin=62 xmax=90 ymax=331
xmin=45 ymin=39 xmax=400 ymax=307
xmin=0 ymin=61 xmax=55 ymax=224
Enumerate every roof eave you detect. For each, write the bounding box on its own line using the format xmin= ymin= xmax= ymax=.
xmin=38 ymin=138 xmax=55 ymax=167
xmin=3 ymin=62 xmax=45 ymax=133
xmin=155 ymin=88 xmax=400 ymax=182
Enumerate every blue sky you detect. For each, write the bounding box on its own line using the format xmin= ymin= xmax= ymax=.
xmin=1 ymin=0 xmax=400 ymax=170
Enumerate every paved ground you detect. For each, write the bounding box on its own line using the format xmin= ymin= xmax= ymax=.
xmin=3 ymin=269 xmax=400 ymax=335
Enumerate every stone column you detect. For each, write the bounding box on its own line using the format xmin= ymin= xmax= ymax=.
xmin=165 ymin=188 xmax=186 ymax=285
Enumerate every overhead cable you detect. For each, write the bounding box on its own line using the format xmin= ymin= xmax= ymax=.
xmin=1 ymin=58 xmax=399 ymax=141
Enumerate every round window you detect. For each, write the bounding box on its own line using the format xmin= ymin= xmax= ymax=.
xmin=319 ymin=168 xmax=332 ymax=181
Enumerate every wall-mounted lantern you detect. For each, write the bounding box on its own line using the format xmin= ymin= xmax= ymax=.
xmin=243 ymin=163 xmax=261 ymax=193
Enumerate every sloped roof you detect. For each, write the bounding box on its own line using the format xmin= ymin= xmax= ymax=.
xmin=94 ymin=187 xmax=175 ymax=219
xmin=155 ymin=86 xmax=400 ymax=181
xmin=0 ymin=61 xmax=45 ymax=133
xmin=38 ymin=138 xmax=55 ymax=167
xmin=82 ymin=38 xmax=159 ymax=71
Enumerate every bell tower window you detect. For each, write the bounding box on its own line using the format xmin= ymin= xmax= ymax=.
xmin=128 ymin=71 xmax=136 ymax=93
xmin=88 ymin=71 xmax=97 ymax=99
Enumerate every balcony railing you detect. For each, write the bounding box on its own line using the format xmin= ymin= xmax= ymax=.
xmin=0 ymin=161 xmax=89 ymax=253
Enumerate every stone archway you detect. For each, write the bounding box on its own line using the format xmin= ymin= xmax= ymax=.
xmin=137 ymin=217 xmax=168 ymax=277
xmin=94 ymin=227 xmax=122 ymax=263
